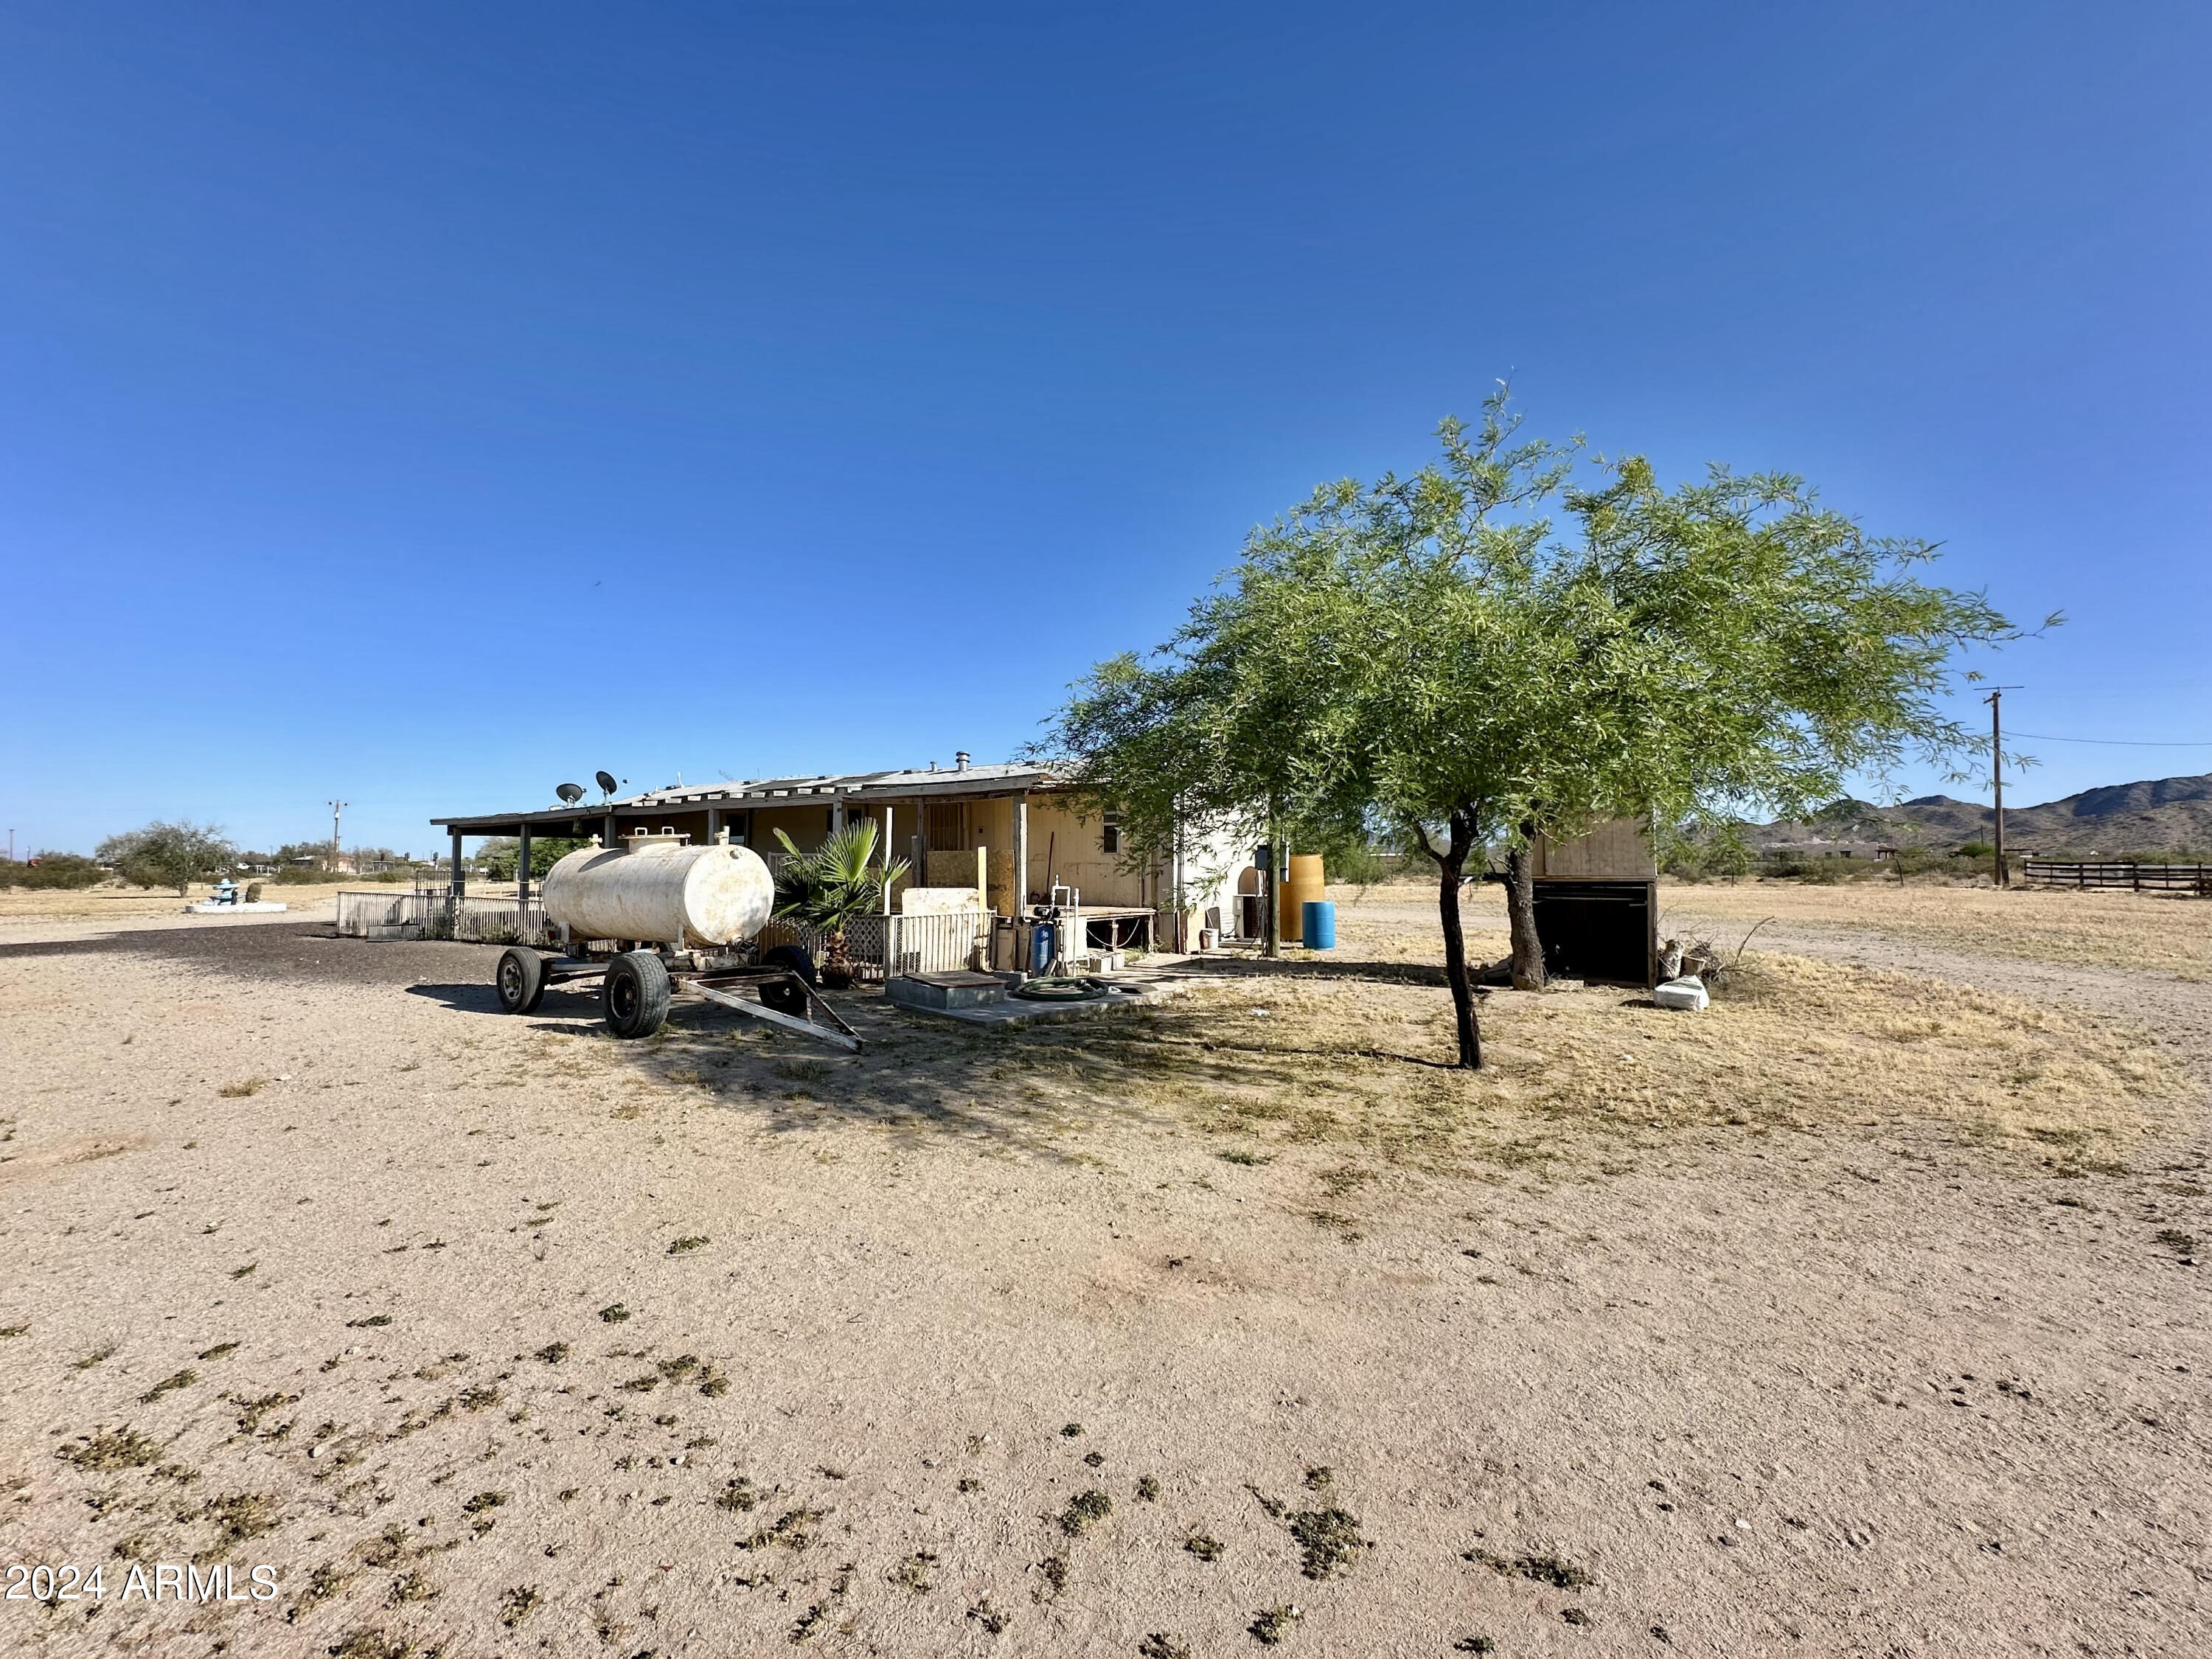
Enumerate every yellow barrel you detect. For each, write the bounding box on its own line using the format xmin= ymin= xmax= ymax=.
xmin=1279 ymin=854 xmax=1325 ymax=942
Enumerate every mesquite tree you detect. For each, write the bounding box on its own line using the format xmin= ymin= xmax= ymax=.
xmin=1047 ymin=390 xmax=2032 ymax=1068
xmin=96 ymin=821 xmax=238 ymax=897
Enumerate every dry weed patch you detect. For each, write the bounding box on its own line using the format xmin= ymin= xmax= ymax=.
xmin=1654 ymin=878 xmax=2212 ymax=981
xmin=986 ymin=954 xmax=2180 ymax=1173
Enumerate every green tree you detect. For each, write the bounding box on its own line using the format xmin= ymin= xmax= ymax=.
xmin=770 ymin=821 xmax=910 ymax=987
xmin=1046 ymin=391 xmax=2031 ymax=1068
xmin=97 ymin=821 xmax=238 ymax=896
xmin=476 ymin=837 xmax=585 ymax=881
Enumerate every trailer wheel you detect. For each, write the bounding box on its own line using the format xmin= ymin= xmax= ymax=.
xmin=759 ymin=945 xmax=815 ymax=1015
xmin=603 ymin=951 xmax=671 ymax=1038
xmin=496 ymin=947 xmax=547 ymax=1015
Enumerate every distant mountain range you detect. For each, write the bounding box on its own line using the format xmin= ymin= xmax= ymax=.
xmin=1750 ymin=773 xmax=2212 ymax=858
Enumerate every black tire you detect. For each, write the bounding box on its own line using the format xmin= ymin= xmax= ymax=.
xmin=759 ymin=944 xmax=816 ymax=1016
xmin=496 ymin=947 xmax=547 ymax=1015
xmin=603 ymin=951 xmax=672 ymax=1038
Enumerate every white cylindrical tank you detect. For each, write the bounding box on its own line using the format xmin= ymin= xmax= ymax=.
xmin=541 ymin=835 xmax=774 ymax=947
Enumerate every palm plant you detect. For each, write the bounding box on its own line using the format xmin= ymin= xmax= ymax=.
xmin=770 ymin=821 xmax=909 ymax=986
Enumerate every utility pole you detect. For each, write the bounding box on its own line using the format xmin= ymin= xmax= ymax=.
xmin=328 ymin=800 xmax=347 ymax=876
xmin=1984 ymin=689 xmax=2021 ymax=888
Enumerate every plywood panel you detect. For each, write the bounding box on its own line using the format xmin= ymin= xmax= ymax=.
xmin=1534 ymin=818 xmax=1655 ymax=880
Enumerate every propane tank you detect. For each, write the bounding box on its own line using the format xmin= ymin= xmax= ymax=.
xmin=541 ymin=833 xmax=774 ymax=947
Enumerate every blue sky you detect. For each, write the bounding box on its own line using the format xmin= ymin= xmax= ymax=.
xmin=3 ymin=1 xmax=2207 ymax=857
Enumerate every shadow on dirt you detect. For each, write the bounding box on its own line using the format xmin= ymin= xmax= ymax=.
xmin=1152 ymin=954 xmax=1451 ymax=989
xmin=491 ymin=956 xmax=1472 ymax=1158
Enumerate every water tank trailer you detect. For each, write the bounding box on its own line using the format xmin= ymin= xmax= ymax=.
xmin=488 ymin=830 xmax=862 ymax=1050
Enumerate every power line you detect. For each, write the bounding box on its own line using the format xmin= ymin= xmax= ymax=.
xmin=2008 ymin=731 xmax=2212 ymax=747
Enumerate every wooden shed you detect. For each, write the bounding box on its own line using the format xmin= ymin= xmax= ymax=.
xmin=1527 ymin=819 xmax=1658 ymax=988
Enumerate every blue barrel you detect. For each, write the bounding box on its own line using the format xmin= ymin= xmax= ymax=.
xmin=1301 ymin=900 xmax=1336 ymax=950
xmin=1029 ymin=921 xmax=1057 ymax=975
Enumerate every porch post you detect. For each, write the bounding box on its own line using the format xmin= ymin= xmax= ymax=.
xmin=517 ymin=824 xmax=532 ymax=939
xmin=1013 ymin=794 xmax=1029 ymax=914
xmin=449 ymin=830 xmax=465 ymax=917
xmin=881 ymin=805 xmax=895 ymax=979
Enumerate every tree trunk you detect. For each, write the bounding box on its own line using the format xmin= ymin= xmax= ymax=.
xmin=1504 ymin=832 xmax=1546 ymax=991
xmin=1423 ymin=804 xmax=1484 ymax=1069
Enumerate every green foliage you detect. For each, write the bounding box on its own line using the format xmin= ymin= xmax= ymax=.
xmin=1043 ymin=387 xmax=2030 ymax=1064
xmin=1660 ymin=821 xmax=1755 ymax=883
xmin=476 ymin=837 xmax=587 ymax=881
xmin=1 ymin=852 xmax=105 ymax=890
xmin=771 ymin=821 xmax=910 ymax=942
xmin=96 ymin=821 xmax=238 ymax=896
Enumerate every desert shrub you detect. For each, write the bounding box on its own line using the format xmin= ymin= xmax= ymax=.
xmin=1 ymin=852 xmax=106 ymax=890
xmin=477 ymin=837 xmax=588 ymax=881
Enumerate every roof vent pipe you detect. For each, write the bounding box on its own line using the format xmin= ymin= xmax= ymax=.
xmin=955 ymin=751 xmax=970 ymax=771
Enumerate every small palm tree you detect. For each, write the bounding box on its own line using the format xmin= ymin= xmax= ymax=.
xmin=770 ymin=821 xmax=910 ymax=987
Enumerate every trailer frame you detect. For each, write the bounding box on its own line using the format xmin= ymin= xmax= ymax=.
xmin=497 ymin=944 xmax=863 ymax=1052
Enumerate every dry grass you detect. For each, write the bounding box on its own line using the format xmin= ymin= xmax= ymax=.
xmin=1326 ymin=874 xmax=2212 ymax=982
xmin=1655 ymin=877 xmax=2212 ymax=981
xmin=1107 ymin=956 xmax=2178 ymax=1171
xmin=634 ymin=924 xmax=2182 ymax=1180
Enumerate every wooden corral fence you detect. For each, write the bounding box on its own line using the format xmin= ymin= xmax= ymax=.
xmin=2020 ymin=860 xmax=2212 ymax=895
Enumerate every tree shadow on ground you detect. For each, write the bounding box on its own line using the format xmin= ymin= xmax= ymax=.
xmin=1152 ymin=955 xmax=1451 ymax=988
xmin=528 ymin=963 xmax=1477 ymax=1161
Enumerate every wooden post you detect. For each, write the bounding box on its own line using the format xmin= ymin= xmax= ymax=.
xmin=517 ymin=825 xmax=532 ymax=939
xmin=449 ymin=829 xmax=465 ymax=911
xmin=1014 ymin=795 xmax=1029 ymax=914
xmin=706 ymin=807 xmax=721 ymax=844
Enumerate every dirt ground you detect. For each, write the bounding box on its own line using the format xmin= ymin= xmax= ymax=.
xmin=1 ymin=883 xmax=2206 ymax=1658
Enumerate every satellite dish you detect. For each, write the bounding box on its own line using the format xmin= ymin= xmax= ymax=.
xmin=596 ymin=770 xmax=620 ymax=800
xmin=556 ymin=782 xmax=585 ymax=806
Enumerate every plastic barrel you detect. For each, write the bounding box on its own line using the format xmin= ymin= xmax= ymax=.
xmin=1279 ymin=854 xmax=1325 ymax=942
xmin=1029 ymin=921 xmax=1056 ymax=975
xmin=1301 ymin=900 xmax=1336 ymax=950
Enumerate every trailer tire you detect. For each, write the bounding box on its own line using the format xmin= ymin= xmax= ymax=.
xmin=496 ymin=947 xmax=547 ymax=1015
xmin=759 ymin=945 xmax=816 ymax=1015
xmin=603 ymin=951 xmax=672 ymax=1038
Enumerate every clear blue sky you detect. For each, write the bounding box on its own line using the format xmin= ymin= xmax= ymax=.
xmin=4 ymin=1 xmax=2207 ymax=857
